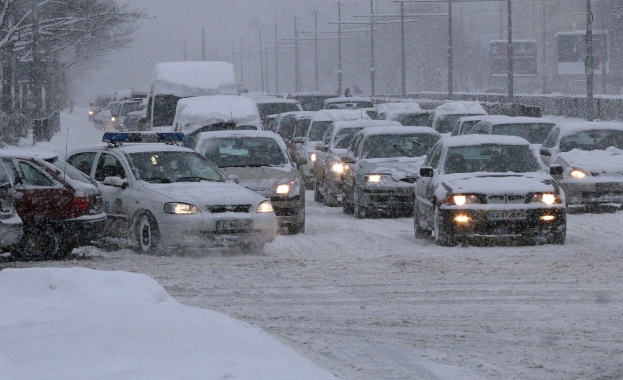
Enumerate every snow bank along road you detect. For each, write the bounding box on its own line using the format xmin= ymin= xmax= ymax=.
xmin=3 ymin=191 xmax=622 ymax=380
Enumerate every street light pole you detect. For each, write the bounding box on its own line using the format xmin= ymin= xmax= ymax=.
xmin=275 ymin=23 xmax=279 ymax=94
xmin=507 ymin=0 xmax=513 ymax=102
xmin=370 ymin=0 xmax=376 ymax=97
xmin=314 ymin=12 xmax=319 ymax=91
xmin=400 ymin=2 xmax=406 ymax=96
xmin=337 ymin=1 xmax=343 ymax=95
xmin=448 ymin=0 xmax=453 ymax=98
xmin=586 ymin=0 xmax=594 ymax=121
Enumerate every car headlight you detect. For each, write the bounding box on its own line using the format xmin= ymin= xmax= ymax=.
xmin=111 ymin=116 xmax=117 ymax=122
xmin=531 ymin=192 xmax=562 ymax=205
xmin=88 ymin=110 xmax=94 ymax=115
xmin=331 ymin=162 xmax=346 ymax=174
xmin=276 ymin=184 xmax=291 ymax=194
xmin=442 ymin=194 xmax=482 ymax=206
xmin=310 ymin=152 xmax=317 ymax=162
xmin=365 ymin=174 xmax=383 ymax=183
xmin=275 ymin=178 xmax=300 ymax=196
xmin=164 ymin=202 xmax=200 ymax=214
xmin=257 ymin=201 xmax=274 ymax=213
xmin=569 ymin=169 xmax=587 ymax=179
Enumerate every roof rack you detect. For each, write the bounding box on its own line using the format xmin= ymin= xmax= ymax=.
xmin=102 ymin=132 xmax=185 ymax=147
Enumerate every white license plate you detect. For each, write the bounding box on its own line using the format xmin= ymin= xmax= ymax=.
xmin=216 ymin=220 xmax=253 ymax=232
xmin=487 ymin=210 xmax=527 ymax=220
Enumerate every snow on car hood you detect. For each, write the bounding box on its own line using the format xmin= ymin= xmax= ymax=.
xmin=143 ymin=181 xmax=266 ymax=206
xmin=441 ymin=172 xmax=557 ymax=195
xmin=558 ymin=148 xmax=623 ymax=175
xmin=360 ymin=157 xmax=426 ymax=180
xmin=219 ymin=166 xmax=296 ymax=192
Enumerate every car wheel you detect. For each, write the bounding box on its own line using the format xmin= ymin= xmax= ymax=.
xmin=342 ymin=189 xmax=354 ymax=214
xmin=287 ymin=209 xmax=306 ymax=234
xmin=323 ymin=181 xmax=338 ymax=207
xmin=354 ymin=190 xmax=367 ymax=219
xmin=433 ymin=207 xmax=457 ymax=246
xmin=313 ymin=178 xmax=324 ymax=202
xmin=135 ymin=213 xmax=160 ymax=254
xmin=15 ymin=228 xmax=62 ymax=261
xmin=414 ymin=203 xmax=431 ymax=239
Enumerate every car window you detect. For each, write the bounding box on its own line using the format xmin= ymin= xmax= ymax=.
xmin=294 ymin=118 xmax=312 ymax=138
xmin=198 ymin=137 xmax=288 ymax=168
xmin=308 ymin=121 xmax=333 ymax=141
xmin=332 ymin=127 xmax=364 ymax=149
xmin=426 ymin=144 xmax=442 ymax=168
xmin=362 ymin=133 xmax=440 ymax=159
xmin=542 ymin=128 xmax=559 ymax=148
xmin=444 ymin=144 xmax=541 ymax=174
xmin=49 ymin=158 xmax=97 ymax=185
xmin=18 ymin=161 xmax=55 ymax=186
xmin=0 ymin=161 xmax=11 ymax=186
xmin=66 ymin=152 xmax=97 ymax=176
xmin=491 ymin=123 xmax=555 ymax=144
xmin=395 ymin=113 xmax=429 ymax=126
xmin=559 ymin=129 xmax=623 ymax=152
xmin=95 ymin=153 xmax=127 ymax=181
xmin=322 ymin=126 xmax=333 ymax=146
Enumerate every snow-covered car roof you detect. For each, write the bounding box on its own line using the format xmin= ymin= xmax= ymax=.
xmin=275 ymin=111 xmax=316 ymax=119
xmin=250 ymin=96 xmax=301 ymax=105
xmin=476 ymin=115 xmax=555 ymax=125
xmin=172 ymin=95 xmax=262 ymax=132
xmin=150 ymin=61 xmax=237 ymax=97
xmin=357 ymin=125 xmax=440 ymax=137
xmin=331 ymin=120 xmax=402 ymax=131
xmin=310 ymin=109 xmax=371 ymax=122
xmin=78 ymin=142 xmax=197 ymax=155
xmin=376 ymin=102 xmax=423 ymax=113
xmin=289 ymin=91 xmax=338 ymax=97
xmin=443 ymin=134 xmax=531 ymax=147
xmin=0 ymin=148 xmax=58 ymax=161
xmin=456 ymin=115 xmax=487 ymax=123
xmin=434 ymin=101 xmax=487 ymax=115
xmin=553 ymin=121 xmax=623 ymax=138
xmin=324 ymin=96 xmax=372 ymax=104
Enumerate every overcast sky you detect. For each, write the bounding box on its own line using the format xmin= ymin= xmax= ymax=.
xmin=75 ymin=0 xmax=374 ymax=103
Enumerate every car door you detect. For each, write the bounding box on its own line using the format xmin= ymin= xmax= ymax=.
xmin=92 ymin=152 xmax=133 ymax=234
xmin=415 ymin=143 xmax=442 ymax=225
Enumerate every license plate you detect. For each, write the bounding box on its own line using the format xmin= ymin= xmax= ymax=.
xmin=216 ymin=220 xmax=253 ymax=232
xmin=487 ymin=210 xmax=527 ymax=220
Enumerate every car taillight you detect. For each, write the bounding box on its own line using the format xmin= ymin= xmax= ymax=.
xmin=71 ymin=197 xmax=91 ymax=216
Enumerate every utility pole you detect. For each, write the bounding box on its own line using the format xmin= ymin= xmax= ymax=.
xmin=31 ymin=0 xmax=44 ymax=116
xmin=507 ymin=0 xmax=513 ymax=102
xmin=448 ymin=0 xmax=453 ymax=97
xmin=586 ymin=0 xmax=594 ymax=121
xmin=400 ymin=2 xmax=406 ymax=96
xmin=294 ymin=16 xmax=300 ymax=92
xmin=370 ymin=0 xmax=376 ymax=96
xmin=541 ymin=0 xmax=547 ymax=94
xmin=240 ymin=37 xmax=244 ymax=88
xmin=259 ymin=30 xmax=265 ymax=92
xmin=202 ymin=28 xmax=206 ymax=61
xmin=337 ymin=1 xmax=343 ymax=95
xmin=314 ymin=12 xmax=319 ymax=91
xmin=275 ymin=23 xmax=279 ymax=94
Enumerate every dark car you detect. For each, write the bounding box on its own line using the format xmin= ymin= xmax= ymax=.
xmin=414 ymin=135 xmax=566 ymax=246
xmin=0 ymin=153 xmax=106 ymax=260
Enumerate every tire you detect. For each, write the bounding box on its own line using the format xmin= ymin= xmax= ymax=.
xmin=547 ymin=227 xmax=566 ymax=245
xmin=15 ymin=228 xmax=63 ymax=261
xmin=313 ymin=178 xmax=324 ymax=203
xmin=414 ymin=203 xmax=431 ymax=239
xmin=433 ymin=207 xmax=457 ymax=246
xmin=135 ymin=213 xmax=161 ymax=254
xmin=342 ymin=190 xmax=354 ymax=214
xmin=354 ymin=190 xmax=367 ymax=219
xmin=287 ymin=209 xmax=306 ymax=234
xmin=323 ymin=180 xmax=339 ymax=207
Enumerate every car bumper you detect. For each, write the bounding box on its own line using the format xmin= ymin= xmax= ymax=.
xmin=58 ymin=214 xmax=108 ymax=247
xmin=271 ymin=195 xmax=304 ymax=229
xmin=157 ymin=212 xmax=277 ymax=249
xmin=438 ymin=207 xmax=566 ymax=239
xmin=560 ymin=180 xmax=623 ymax=206
xmin=357 ymin=185 xmax=414 ymax=213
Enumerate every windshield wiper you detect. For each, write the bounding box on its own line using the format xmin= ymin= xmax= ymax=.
xmin=392 ymin=143 xmax=414 ymax=158
xmin=176 ymin=176 xmax=217 ymax=182
xmin=142 ymin=177 xmax=172 ymax=183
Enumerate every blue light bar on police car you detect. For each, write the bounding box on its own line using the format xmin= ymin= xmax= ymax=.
xmin=102 ymin=132 xmax=185 ymax=144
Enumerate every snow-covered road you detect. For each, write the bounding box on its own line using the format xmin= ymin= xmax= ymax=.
xmin=2 ymin=110 xmax=622 ymax=379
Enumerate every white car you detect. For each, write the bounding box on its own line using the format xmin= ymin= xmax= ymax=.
xmin=66 ymin=132 xmax=277 ymax=255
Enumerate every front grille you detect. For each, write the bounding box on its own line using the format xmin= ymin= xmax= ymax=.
xmin=273 ymin=206 xmax=300 ymax=217
xmin=595 ymin=183 xmax=623 ymax=193
xmin=207 ymin=205 xmax=251 ymax=213
xmin=486 ymin=194 xmax=526 ymax=204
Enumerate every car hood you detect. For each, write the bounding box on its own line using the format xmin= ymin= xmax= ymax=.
xmin=219 ymin=166 xmax=297 ymax=192
xmin=558 ymin=148 xmax=623 ymax=176
xmin=143 ymin=181 xmax=267 ymax=206
xmin=440 ymin=172 xmax=557 ymax=195
xmin=359 ymin=157 xmax=426 ymax=181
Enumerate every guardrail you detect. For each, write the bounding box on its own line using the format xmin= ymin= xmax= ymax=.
xmin=32 ymin=110 xmax=61 ymax=145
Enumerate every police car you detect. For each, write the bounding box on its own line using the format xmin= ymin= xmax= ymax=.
xmin=65 ymin=132 xmax=277 ymax=255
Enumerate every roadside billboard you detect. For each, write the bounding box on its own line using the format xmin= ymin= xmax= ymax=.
xmin=556 ymin=30 xmax=609 ymax=75
xmin=488 ymin=40 xmax=538 ymax=77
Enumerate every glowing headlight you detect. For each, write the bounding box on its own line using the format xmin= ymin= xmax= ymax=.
xmin=257 ymin=201 xmax=274 ymax=213
xmin=570 ymin=169 xmax=587 ymax=179
xmin=331 ymin=162 xmax=346 ymax=174
xmin=276 ymin=184 xmax=291 ymax=194
xmin=88 ymin=110 xmax=94 ymax=115
xmin=365 ymin=174 xmax=383 ymax=183
xmin=164 ymin=203 xmax=200 ymax=214
xmin=310 ymin=153 xmax=317 ymax=162
xmin=531 ymin=193 xmax=561 ymax=205
xmin=443 ymin=194 xmax=481 ymax=206
xmin=111 ymin=116 xmax=117 ymax=122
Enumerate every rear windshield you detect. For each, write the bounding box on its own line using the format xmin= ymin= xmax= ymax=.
xmin=491 ymin=123 xmax=555 ymax=144
xmin=363 ymin=133 xmax=440 ymax=159
xmin=257 ymin=103 xmax=300 ymax=118
xmin=308 ymin=121 xmax=333 ymax=141
xmin=394 ymin=113 xmax=430 ymax=126
xmin=198 ymin=137 xmax=288 ymax=168
xmin=444 ymin=144 xmax=540 ymax=174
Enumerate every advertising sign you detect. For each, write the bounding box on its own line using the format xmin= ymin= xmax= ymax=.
xmin=489 ymin=40 xmax=538 ymax=77
xmin=557 ymin=30 xmax=609 ymax=75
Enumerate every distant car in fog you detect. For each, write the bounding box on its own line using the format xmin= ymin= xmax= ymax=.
xmin=287 ymin=92 xmax=339 ymax=111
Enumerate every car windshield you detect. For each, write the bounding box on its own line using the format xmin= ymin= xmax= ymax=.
xmin=294 ymin=118 xmax=312 ymax=138
xmin=128 ymin=151 xmax=226 ymax=183
xmin=307 ymin=120 xmax=333 ymax=141
xmin=444 ymin=144 xmax=541 ymax=174
xmin=119 ymin=102 xmax=141 ymax=116
xmin=198 ymin=137 xmax=289 ymax=168
xmin=49 ymin=158 xmax=97 ymax=185
xmin=559 ymin=129 xmax=623 ymax=152
xmin=296 ymin=96 xmax=336 ymax=111
xmin=363 ymin=133 xmax=440 ymax=159
xmin=332 ymin=127 xmax=365 ymax=149
xmin=326 ymin=100 xmax=374 ymax=109
xmin=257 ymin=103 xmax=300 ymax=118
xmin=457 ymin=120 xmax=480 ymax=135
xmin=492 ymin=123 xmax=555 ymax=144
xmin=395 ymin=113 xmax=430 ymax=126
xmin=107 ymin=102 xmax=122 ymax=114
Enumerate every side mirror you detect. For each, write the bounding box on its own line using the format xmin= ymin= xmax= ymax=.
xmin=540 ymin=147 xmax=551 ymax=156
xmin=341 ymin=156 xmax=356 ymax=164
xmin=103 ymin=176 xmax=128 ymax=189
xmin=420 ymin=167 xmax=434 ymax=178
xmin=314 ymin=142 xmax=324 ymax=151
xmin=228 ymin=174 xmax=241 ymax=184
xmin=292 ymin=137 xmax=305 ymax=144
xmin=549 ymin=165 xmax=563 ymax=176
xmin=295 ymin=156 xmax=308 ymax=165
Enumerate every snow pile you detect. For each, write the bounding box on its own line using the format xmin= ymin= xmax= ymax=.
xmin=173 ymin=95 xmax=262 ymax=132
xmin=150 ymin=61 xmax=238 ymax=97
xmin=435 ymin=101 xmax=487 ymax=115
xmin=0 ymin=267 xmax=337 ymax=380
